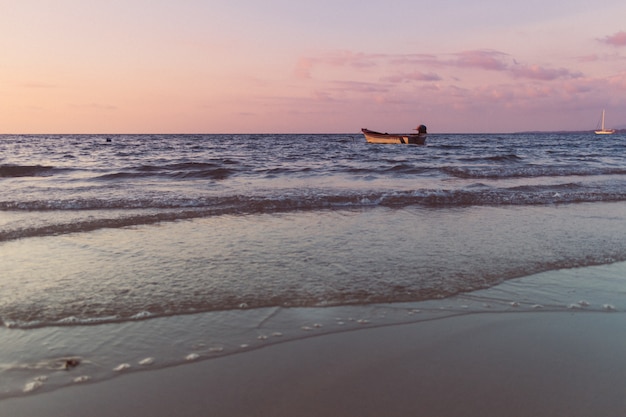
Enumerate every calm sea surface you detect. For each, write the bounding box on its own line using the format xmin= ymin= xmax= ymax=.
xmin=1 ymin=132 xmax=625 ymax=398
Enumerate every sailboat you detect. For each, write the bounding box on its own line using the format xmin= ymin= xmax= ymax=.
xmin=595 ymin=109 xmax=615 ymax=135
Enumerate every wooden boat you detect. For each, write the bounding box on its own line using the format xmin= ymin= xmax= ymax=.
xmin=361 ymin=125 xmax=427 ymax=145
xmin=595 ymin=110 xmax=615 ymax=135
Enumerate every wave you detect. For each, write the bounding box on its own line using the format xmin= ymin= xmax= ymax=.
xmin=5 ymin=157 xmax=623 ymax=185
xmin=1 ymin=315 xmax=124 ymax=329
xmin=383 ymin=164 xmax=431 ymax=175
xmin=0 ymin=212 xmax=204 ymax=242
xmin=3 ymin=254 xmax=624 ymax=331
xmin=442 ymin=165 xmax=626 ymax=179
xmin=94 ymin=168 xmax=237 ymax=181
xmin=458 ymin=154 xmax=524 ymax=163
xmin=1 ymin=186 xmax=623 ymax=212
xmin=91 ymin=161 xmax=242 ymax=181
xmin=0 ymin=164 xmax=67 ymax=178
xmin=2 ymin=185 xmax=626 ymax=242
xmin=2 ymin=186 xmax=625 ymax=212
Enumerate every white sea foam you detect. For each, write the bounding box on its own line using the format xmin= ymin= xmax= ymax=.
xmin=55 ymin=315 xmax=118 ymax=326
xmin=113 ymin=363 xmax=131 ymax=372
xmin=131 ymin=311 xmax=154 ymax=320
xmin=23 ymin=380 xmax=43 ymax=393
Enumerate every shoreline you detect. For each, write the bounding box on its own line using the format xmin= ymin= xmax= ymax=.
xmin=2 ymin=310 xmax=624 ymax=417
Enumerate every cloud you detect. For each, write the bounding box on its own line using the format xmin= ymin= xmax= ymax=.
xmin=328 ymin=80 xmax=391 ymax=94
xmin=451 ymin=50 xmax=509 ymax=71
xmin=320 ymin=50 xmax=380 ymax=68
xmin=510 ymin=64 xmax=583 ymax=80
xmin=600 ymin=31 xmax=626 ymax=47
xmin=449 ymin=50 xmax=581 ymax=81
xmin=295 ymin=48 xmax=579 ymax=85
xmin=294 ymin=51 xmax=380 ymax=79
xmin=388 ymin=54 xmax=440 ymax=67
xmin=383 ymin=71 xmax=442 ymax=83
xmin=576 ymin=54 xmax=599 ymax=62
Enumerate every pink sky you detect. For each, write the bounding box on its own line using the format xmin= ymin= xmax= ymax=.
xmin=2 ymin=0 xmax=626 ymax=133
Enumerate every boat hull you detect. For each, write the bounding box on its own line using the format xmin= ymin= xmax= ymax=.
xmin=361 ymin=128 xmax=426 ymax=145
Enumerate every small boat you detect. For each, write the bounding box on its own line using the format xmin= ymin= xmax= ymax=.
xmin=361 ymin=125 xmax=427 ymax=145
xmin=595 ymin=110 xmax=615 ymax=135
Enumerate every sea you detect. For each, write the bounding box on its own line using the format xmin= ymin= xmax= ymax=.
xmin=1 ymin=132 xmax=625 ymax=399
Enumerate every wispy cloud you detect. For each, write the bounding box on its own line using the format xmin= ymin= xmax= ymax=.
xmin=295 ymin=49 xmax=581 ymax=83
xmin=600 ymin=31 xmax=626 ymax=47
xmin=383 ymin=71 xmax=442 ymax=83
xmin=510 ymin=64 xmax=583 ymax=80
xmin=327 ymin=80 xmax=391 ymax=94
xmin=294 ymin=51 xmax=381 ymax=79
xmin=451 ymin=50 xmax=509 ymax=71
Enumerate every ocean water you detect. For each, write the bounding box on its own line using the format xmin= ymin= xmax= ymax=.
xmin=1 ymin=132 xmax=625 ymax=398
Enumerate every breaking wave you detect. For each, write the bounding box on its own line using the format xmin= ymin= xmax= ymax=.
xmin=2 ymin=184 xmax=626 ymax=242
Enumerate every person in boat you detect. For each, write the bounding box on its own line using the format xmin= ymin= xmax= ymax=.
xmin=415 ymin=125 xmax=427 ymax=135
xmin=406 ymin=124 xmax=427 ymax=144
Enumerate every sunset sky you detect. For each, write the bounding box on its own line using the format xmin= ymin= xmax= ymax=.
xmin=2 ymin=0 xmax=626 ymax=133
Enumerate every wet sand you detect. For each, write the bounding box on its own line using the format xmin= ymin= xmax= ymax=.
xmin=2 ymin=310 xmax=624 ymax=417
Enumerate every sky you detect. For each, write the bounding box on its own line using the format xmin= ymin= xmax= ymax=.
xmin=2 ymin=0 xmax=626 ymax=134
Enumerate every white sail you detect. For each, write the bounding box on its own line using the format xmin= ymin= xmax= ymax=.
xmin=595 ymin=109 xmax=615 ymax=135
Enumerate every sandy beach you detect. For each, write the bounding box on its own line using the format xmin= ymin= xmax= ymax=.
xmin=2 ymin=309 xmax=624 ymax=417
